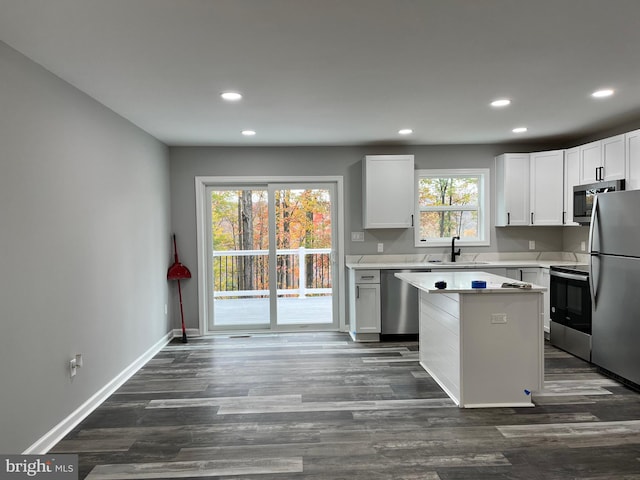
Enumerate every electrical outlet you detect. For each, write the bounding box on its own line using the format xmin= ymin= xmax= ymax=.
xmin=75 ymin=354 xmax=83 ymax=368
xmin=581 ymin=241 xmax=586 ymax=251
xmin=529 ymin=240 xmax=535 ymax=250
xmin=491 ymin=313 xmax=507 ymax=324
xmin=377 ymin=243 xmax=384 ymax=253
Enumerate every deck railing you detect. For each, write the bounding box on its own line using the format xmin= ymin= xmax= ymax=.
xmin=212 ymin=247 xmax=332 ymax=298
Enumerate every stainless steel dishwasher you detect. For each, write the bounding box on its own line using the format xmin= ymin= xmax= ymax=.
xmin=380 ymin=269 xmax=431 ymax=338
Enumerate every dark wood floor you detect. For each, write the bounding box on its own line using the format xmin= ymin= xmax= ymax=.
xmin=51 ymin=332 xmax=640 ymax=479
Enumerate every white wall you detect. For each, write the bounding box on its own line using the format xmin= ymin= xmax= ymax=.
xmin=169 ymin=144 xmax=563 ymax=332
xmin=0 ymin=41 xmax=171 ymax=452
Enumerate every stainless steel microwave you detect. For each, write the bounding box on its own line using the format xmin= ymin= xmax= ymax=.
xmin=573 ymin=179 xmax=625 ymax=224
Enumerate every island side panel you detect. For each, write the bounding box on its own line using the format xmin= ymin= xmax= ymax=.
xmin=459 ymin=292 xmax=544 ymax=408
xmin=419 ymin=290 xmax=461 ymax=404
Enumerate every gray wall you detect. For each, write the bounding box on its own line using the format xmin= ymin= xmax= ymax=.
xmin=0 ymin=41 xmax=171 ymax=452
xmin=563 ymin=225 xmax=590 ymax=253
xmin=169 ymin=143 xmax=564 ymax=331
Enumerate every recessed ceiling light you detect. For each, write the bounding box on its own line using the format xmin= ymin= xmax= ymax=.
xmin=241 ymin=130 xmax=256 ymax=136
xmin=592 ymin=89 xmax=614 ymax=98
xmin=398 ymin=128 xmax=413 ymax=135
xmin=221 ymin=91 xmax=242 ymax=101
xmin=491 ymin=99 xmax=511 ymax=107
xmin=512 ymin=127 xmax=528 ymax=133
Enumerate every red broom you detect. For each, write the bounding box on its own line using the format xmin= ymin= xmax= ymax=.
xmin=167 ymin=234 xmax=191 ymax=343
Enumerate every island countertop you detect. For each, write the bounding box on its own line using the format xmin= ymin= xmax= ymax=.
xmin=394 ymin=271 xmax=546 ymax=294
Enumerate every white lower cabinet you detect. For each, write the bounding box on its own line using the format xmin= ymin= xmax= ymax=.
xmin=482 ymin=267 xmax=508 ymax=278
xmin=506 ymin=268 xmax=540 ymax=283
xmin=348 ymin=269 xmax=381 ymax=342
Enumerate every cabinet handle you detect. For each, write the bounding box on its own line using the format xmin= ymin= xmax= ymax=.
xmin=356 ymin=285 xmax=359 ymax=299
xmin=562 ymin=211 xmax=566 ymax=224
xmin=531 ymin=212 xmax=534 ymax=224
xmin=411 ymin=214 xmax=414 ymax=227
xmin=361 ymin=275 xmax=375 ymax=280
xmin=507 ymin=212 xmax=510 ymax=225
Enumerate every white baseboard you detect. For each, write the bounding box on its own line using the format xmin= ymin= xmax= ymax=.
xmin=172 ymin=328 xmax=201 ymax=338
xmin=23 ymin=330 xmax=174 ymax=454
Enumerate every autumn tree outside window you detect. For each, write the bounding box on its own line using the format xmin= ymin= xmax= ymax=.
xmin=414 ymin=169 xmax=490 ymax=246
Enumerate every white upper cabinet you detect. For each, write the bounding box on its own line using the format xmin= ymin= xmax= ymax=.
xmin=625 ymin=129 xmax=640 ymax=191
xmin=564 ymin=147 xmax=580 ymax=225
xmin=362 ymin=155 xmax=414 ymax=228
xmin=495 ymin=153 xmax=530 ymax=226
xmin=579 ymin=134 xmax=626 ymax=184
xmin=495 ymin=131 xmax=637 ymax=227
xmin=530 ymin=150 xmax=564 ymax=225
xmin=579 ymin=141 xmax=602 ymax=184
xmin=602 ymin=135 xmax=626 ymax=180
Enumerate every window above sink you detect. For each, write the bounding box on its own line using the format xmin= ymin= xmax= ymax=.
xmin=415 ymin=168 xmax=490 ymax=247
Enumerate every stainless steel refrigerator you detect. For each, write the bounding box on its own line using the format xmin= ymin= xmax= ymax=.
xmin=590 ymin=189 xmax=640 ymax=385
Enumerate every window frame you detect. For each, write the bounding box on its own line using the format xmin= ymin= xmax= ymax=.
xmin=414 ymin=168 xmax=490 ymax=247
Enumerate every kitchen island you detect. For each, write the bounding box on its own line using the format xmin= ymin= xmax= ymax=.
xmin=395 ymin=271 xmax=545 ymax=408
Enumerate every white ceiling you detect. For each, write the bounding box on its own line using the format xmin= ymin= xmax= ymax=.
xmin=1 ymin=0 xmax=640 ymax=147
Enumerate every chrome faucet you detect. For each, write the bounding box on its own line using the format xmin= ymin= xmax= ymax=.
xmin=451 ymin=236 xmax=461 ymax=262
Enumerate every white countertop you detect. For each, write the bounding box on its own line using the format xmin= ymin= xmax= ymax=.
xmin=395 ymin=271 xmax=547 ymax=294
xmin=346 ymin=252 xmax=587 ymax=270
xmin=348 ymin=260 xmax=561 ymax=269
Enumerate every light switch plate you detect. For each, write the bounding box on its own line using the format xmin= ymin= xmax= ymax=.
xmin=351 ymin=231 xmax=365 ymax=242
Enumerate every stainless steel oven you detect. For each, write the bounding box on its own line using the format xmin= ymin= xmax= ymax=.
xmin=549 ymin=265 xmax=592 ymax=361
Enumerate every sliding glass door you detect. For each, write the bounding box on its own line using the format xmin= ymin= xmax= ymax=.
xmin=209 ymin=187 xmax=270 ymax=329
xmin=272 ymin=185 xmax=334 ymax=326
xmin=206 ymin=182 xmax=337 ymax=331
